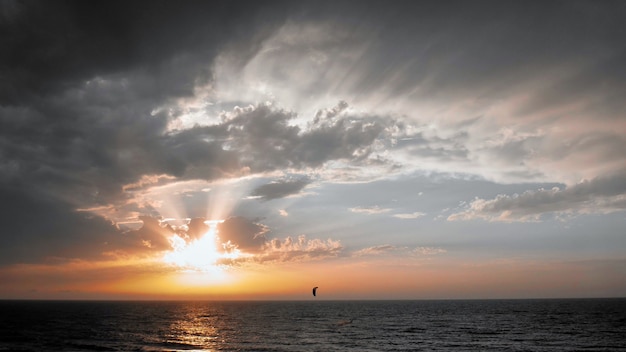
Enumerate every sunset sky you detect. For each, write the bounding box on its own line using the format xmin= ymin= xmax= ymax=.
xmin=1 ymin=0 xmax=625 ymax=300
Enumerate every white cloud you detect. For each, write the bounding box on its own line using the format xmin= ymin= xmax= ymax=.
xmin=353 ymin=244 xmax=397 ymax=257
xmin=393 ymin=212 xmax=426 ymax=219
xmin=413 ymin=247 xmax=447 ymax=256
xmin=353 ymin=245 xmax=446 ymax=257
xmin=239 ymin=235 xmax=343 ymax=264
xmin=349 ymin=206 xmax=392 ymax=215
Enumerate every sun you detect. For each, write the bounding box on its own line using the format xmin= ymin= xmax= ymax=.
xmin=162 ymin=220 xmax=241 ymax=272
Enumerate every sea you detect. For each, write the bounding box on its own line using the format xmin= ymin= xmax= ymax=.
xmin=0 ymin=299 xmax=624 ymax=351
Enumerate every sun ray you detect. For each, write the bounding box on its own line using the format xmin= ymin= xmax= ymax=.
xmin=162 ymin=220 xmax=240 ymax=279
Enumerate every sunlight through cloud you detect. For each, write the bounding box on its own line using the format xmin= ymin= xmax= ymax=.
xmin=163 ymin=220 xmax=239 ymax=274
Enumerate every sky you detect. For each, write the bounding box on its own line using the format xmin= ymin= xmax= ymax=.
xmin=1 ymin=0 xmax=625 ymax=300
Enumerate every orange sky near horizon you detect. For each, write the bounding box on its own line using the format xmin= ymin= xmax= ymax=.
xmin=1 ymin=248 xmax=622 ymax=301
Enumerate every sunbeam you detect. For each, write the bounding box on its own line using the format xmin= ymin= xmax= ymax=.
xmin=162 ymin=220 xmax=243 ymax=280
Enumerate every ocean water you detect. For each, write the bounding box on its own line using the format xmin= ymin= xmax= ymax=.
xmin=0 ymin=299 xmax=625 ymax=351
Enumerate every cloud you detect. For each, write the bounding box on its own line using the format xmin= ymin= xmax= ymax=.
xmin=252 ymin=235 xmax=343 ymax=264
xmin=217 ymin=216 xmax=268 ymax=254
xmin=0 ymin=1 xmax=288 ymax=104
xmin=114 ymin=216 xmax=175 ymax=254
xmin=0 ymin=97 xmax=396 ymax=264
xmin=0 ymin=188 xmax=184 ymax=265
xmin=353 ymin=245 xmax=446 ymax=257
xmin=393 ymin=212 xmax=426 ymax=219
xmin=413 ymin=247 xmax=447 ymax=256
xmin=152 ymin=216 xmax=342 ymax=265
xmin=0 ymin=1 xmax=404 ymax=267
xmin=353 ymin=245 xmax=397 ymax=257
xmin=213 ymin=217 xmax=343 ymax=264
xmin=349 ymin=206 xmax=392 ymax=215
xmin=214 ymin=1 xmax=626 ymax=186
xmin=2 ymin=0 xmax=626 ymax=271
xmin=250 ymin=177 xmax=311 ymax=201
xmin=218 ymin=103 xmax=397 ymax=172
xmin=448 ymin=171 xmax=626 ymax=222
xmin=395 ymin=132 xmax=470 ymax=163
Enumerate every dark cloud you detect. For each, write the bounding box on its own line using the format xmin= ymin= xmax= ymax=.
xmin=216 ymin=103 xmax=395 ymax=171
xmin=0 ymin=0 xmax=290 ymax=104
xmin=0 ymin=187 xmax=176 ymax=264
xmin=217 ymin=216 xmax=268 ymax=254
xmin=250 ymin=177 xmax=311 ymax=201
xmin=2 ymin=0 xmax=626 ymax=268
xmin=118 ymin=216 xmax=174 ymax=253
xmin=0 ymin=97 xmax=392 ymax=265
xmin=186 ymin=218 xmax=210 ymax=241
xmin=0 ymin=185 xmax=115 ymax=265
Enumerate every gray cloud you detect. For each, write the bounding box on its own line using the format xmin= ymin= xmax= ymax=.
xmin=176 ymin=216 xmax=344 ymax=265
xmin=214 ymin=219 xmax=343 ymax=264
xmin=235 ymin=1 xmax=626 ymax=108
xmin=0 ymin=189 xmax=179 ymax=265
xmin=395 ymin=132 xmax=470 ymax=162
xmin=353 ymin=244 xmax=397 ymax=257
xmin=2 ymin=0 xmax=626 ymax=270
xmin=0 ymin=92 xmax=393 ymax=264
xmin=247 ymin=235 xmax=343 ymax=264
xmin=217 ymin=216 xmax=268 ymax=254
xmin=250 ymin=177 xmax=311 ymax=201
xmin=0 ymin=96 xmax=393 ymax=265
xmin=0 ymin=0 xmax=288 ymax=104
xmin=222 ymin=0 xmax=626 ymax=186
xmin=448 ymin=171 xmax=626 ymax=222
xmin=220 ymin=103 xmax=396 ymax=171
xmin=115 ymin=216 xmax=175 ymax=254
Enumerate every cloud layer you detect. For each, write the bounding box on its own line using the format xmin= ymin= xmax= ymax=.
xmin=449 ymin=171 xmax=626 ymax=222
xmin=1 ymin=0 xmax=625 ymax=273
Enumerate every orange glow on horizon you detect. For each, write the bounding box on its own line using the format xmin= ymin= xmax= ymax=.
xmin=1 ymin=252 xmax=623 ymax=300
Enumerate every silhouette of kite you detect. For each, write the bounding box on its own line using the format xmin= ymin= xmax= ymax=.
xmin=312 ymin=286 xmax=318 ymax=297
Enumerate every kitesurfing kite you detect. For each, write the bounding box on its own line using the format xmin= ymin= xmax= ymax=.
xmin=312 ymin=286 xmax=318 ymax=297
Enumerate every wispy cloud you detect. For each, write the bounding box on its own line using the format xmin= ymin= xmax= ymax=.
xmin=393 ymin=212 xmax=426 ymax=219
xmin=353 ymin=245 xmax=446 ymax=257
xmin=222 ymin=235 xmax=343 ymax=265
xmin=353 ymin=245 xmax=397 ymax=257
xmin=349 ymin=206 xmax=392 ymax=215
xmin=413 ymin=247 xmax=447 ymax=256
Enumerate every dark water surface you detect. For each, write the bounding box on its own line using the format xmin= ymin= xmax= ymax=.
xmin=0 ymin=299 xmax=624 ymax=351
